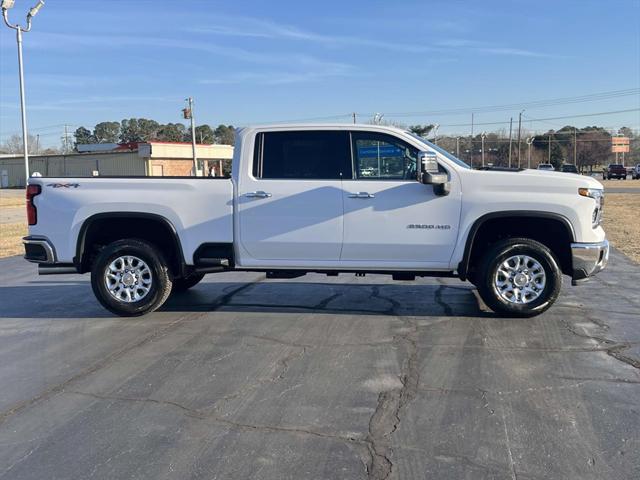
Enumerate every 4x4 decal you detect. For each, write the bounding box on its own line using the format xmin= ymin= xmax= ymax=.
xmin=46 ymin=183 xmax=80 ymax=188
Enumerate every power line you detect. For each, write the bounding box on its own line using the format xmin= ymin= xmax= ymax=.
xmin=434 ymin=108 xmax=640 ymax=128
xmin=360 ymin=88 xmax=640 ymax=118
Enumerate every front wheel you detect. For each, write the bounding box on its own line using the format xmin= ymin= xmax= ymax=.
xmin=475 ymin=238 xmax=562 ymax=317
xmin=91 ymin=239 xmax=173 ymax=316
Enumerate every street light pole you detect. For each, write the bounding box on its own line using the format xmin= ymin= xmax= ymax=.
xmin=526 ymin=137 xmax=534 ymax=169
xmin=2 ymin=0 xmax=45 ymax=186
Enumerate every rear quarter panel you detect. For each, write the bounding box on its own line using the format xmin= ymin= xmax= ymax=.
xmin=28 ymin=178 xmax=233 ymax=264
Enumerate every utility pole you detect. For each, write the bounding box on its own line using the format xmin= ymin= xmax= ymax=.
xmin=517 ymin=110 xmax=524 ymax=168
xmin=470 ymin=113 xmax=474 ymax=167
xmin=61 ymin=124 xmax=73 ymax=153
xmin=481 ymin=132 xmax=486 ymax=167
xmin=35 ymin=133 xmax=39 ymax=154
xmin=574 ymin=128 xmax=577 ymax=165
xmin=508 ymin=117 xmax=513 ymax=168
xmin=456 ymin=137 xmax=460 ymax=158
xmin=2 ymin=0 xmax=45 ymax=185
xmin=548 ymin=133 xmax=552 ymax=163
xmin=183 ymin=97 xmax=198 ymax=176
xmin=352 ymin=112 xmax=357 ymax=124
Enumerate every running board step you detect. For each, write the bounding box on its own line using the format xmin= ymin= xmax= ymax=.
xmin=196 ymin=258 xmax=229 ymax=267
xmin=193 ymin=257 xmax=230 ymax=274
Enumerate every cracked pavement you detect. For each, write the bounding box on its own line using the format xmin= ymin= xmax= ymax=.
xmin=0 ymin=251 xmax=638 ymax=479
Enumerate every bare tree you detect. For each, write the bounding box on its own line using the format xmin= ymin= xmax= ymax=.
xmin=0 ymin=133 xmax=38 ymax=154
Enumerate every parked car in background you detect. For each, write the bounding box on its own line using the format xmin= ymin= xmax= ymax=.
xmin=561 ymin=164 xmax=579 ymax=174
xmin=604 ymin=164 xmax=627 ymax=180
xmin=537 ymin=163 xmax=555 ymax=171
xmin=632 ymin=164 xmax=640 ymax=180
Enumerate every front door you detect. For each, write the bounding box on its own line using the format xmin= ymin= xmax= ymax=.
xmin=341 ymin=131 xmax=461 ymax=267
xmin=237 ymin=130 xmax=351 ymax=263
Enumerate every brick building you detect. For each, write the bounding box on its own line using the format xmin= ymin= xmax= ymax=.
xmin=138 ymin=142 xmax=233 ymax=177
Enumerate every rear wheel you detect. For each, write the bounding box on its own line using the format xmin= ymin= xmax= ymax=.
xmin=172 ymin=272 xmax=205 ymax=293
xmin=476 ymin=238 xmax=562 ymax=317
xmin=91 ymin=239 xmax=172 ymax=316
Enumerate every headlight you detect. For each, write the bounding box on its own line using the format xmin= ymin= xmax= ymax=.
xmin=579 ymin=188 xmax=604 ymax=227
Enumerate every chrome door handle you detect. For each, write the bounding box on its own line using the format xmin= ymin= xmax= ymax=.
xmin=245 ymin=191 xmax=272 ymax=198
xmin=348 ymin=192 xmax=375 ymax=198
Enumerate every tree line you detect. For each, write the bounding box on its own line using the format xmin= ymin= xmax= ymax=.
xmin=408 ymin=124 xmax=638 ymax=170
xmin=73 ymin=119 xmax=235 ymax=148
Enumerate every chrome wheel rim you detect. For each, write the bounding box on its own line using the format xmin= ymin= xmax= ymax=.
xmin=493 ymin=254 xmax=546 ymax=304
xmin=104 ymin=255 xmax=153 ymax=303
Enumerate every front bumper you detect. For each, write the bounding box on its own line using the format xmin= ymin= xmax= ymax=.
xmin=571 ymin=239 xmax=609 ymax=284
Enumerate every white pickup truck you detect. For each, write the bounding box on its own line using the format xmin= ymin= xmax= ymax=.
xmin=23 ymin=124 xmax=609 ymax=317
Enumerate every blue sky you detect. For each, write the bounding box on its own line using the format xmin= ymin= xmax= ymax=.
xmin=1 ymin=0 xmax=639 ymax=147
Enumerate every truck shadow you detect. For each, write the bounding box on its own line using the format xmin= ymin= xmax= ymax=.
xmin=0 ymin=280 xmax=490 ymax=318
xmin=161 ymin=281 xmax=491 ymax=318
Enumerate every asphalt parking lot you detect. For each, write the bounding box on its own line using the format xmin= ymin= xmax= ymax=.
xmin=0 ymin=252 xmax=638 ymax=480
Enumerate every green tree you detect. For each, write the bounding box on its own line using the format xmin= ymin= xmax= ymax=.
xmin=138 ymin=118 xmax=160 ymax=140
xmin=194 ymin=124 xmax=215 ymax=144
xmin=408 ymin=124 xmax=435 ymax=138
xmin=120 ymin=118 xmax=142 ymax=143
xmin=214 ymin=124 xmax=235 ymax=145
xmin=73 ymin=127 xmax=96 ymax=148
xmin=120 ymin=118 xmax=160 ymax=143
xmin=157 ymin=123 xmax=186 ymax=142
xmin=93 ymin=121 xmax=120 ymax=143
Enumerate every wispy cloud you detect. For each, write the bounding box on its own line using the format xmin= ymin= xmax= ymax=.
xmin=0 ymin=95 xmax=176 ymax=111
xmin=190 ymin=15 xmax=557 ymax=58
xmin=7 ymin=31 xmax=356 ymax=72
xmin=189 ymin=16 xmax=438 ymax=54
xmin=199 ymin=69 xmax=352 ymax=86
xmin=435 ymin=38 xmax=559 ymax=58
xmin=476 ymin=47 xmax=555 ymax=58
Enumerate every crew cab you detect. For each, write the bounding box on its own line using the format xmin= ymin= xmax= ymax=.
xmin=23 ymin=124 xmax=609 ymax=317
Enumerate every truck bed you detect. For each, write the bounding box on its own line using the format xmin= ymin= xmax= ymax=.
xmin=28 ymin=177 xmax=234 ymax=265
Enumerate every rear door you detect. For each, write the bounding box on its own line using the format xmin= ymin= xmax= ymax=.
xmin=237 ymin=130 xmax=350 ymax=263
xmin=340 ymin=131 xmax=461 ymax=267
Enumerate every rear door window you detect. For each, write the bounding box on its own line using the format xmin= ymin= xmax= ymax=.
xmin=256 ymin=130 xmax=352 ymax=180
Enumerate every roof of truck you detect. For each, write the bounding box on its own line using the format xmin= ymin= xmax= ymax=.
xmin=238 ymin=123 xmax=408 ymax=134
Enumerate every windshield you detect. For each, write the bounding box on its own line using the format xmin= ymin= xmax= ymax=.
xmin=405 ymin=131 xmax=472 ymax=169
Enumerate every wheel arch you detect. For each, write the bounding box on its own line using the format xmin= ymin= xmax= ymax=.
xmin=458 ymin=211 xmax=575 ymax=281
xmin=75 ymin=212 xmax=187 ymax=276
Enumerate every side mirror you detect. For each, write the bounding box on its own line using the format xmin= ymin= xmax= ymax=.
xmin=417 ymin=151 xmax=450 ymax=196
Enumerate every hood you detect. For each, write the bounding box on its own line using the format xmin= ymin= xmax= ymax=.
xmin=465 ymin=167 xmax=604 ymax=192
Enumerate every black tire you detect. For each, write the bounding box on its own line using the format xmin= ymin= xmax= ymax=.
xmin=475 ymin=238 xmax=562 ymax=317
xmin=91 ymin=239 xmax=173 ymax=317
xmin=171 ymin=272 xmax=205 ymax=293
